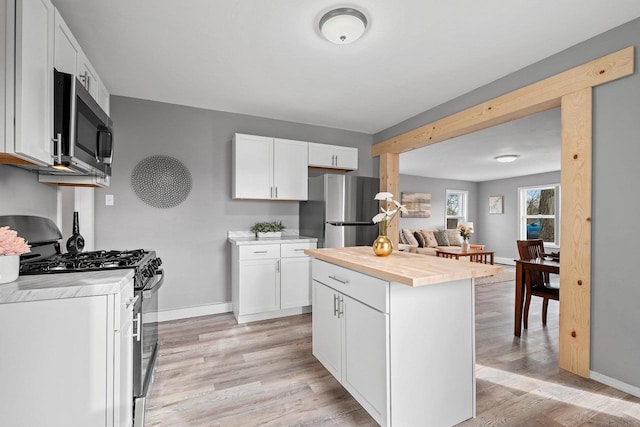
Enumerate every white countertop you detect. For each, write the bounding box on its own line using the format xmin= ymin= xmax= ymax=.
xmin=228 ymin=235 xmax=318 ymax=245
xmin=0 ymin=269 xmax=134 ymax=304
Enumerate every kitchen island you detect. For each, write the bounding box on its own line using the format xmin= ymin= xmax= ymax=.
xmin=304 ymin=246 xmax=502 ymax=427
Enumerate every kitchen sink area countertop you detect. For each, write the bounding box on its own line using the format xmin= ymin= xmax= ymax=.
xmin=227 ymin=233 xmax=317 ymax=245
xmin=0 ymin=269 xmax=134 ymax=304
xmin=304 ymin=246 xmax=502 ymax=286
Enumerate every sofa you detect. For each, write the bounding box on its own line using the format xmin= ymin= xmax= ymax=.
xmin=398 ymin=228 xmax=484 ymax=255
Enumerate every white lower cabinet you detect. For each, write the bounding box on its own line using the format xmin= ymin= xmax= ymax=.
xmin=0 ymin=278 xmax=134 ymax=427
xmin=231 ymin=240 xmax=316 ymax=323
xmin=312 ymin=280 xmax=389 ymax=424
xmin=311 ymin=258 xmax=475 ymax=427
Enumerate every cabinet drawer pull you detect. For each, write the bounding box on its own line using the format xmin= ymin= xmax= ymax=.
xmin=328 ymin=274 xmax=349 ymax=285
xmin=253 ymin=250 xmax=268 ymax=254
xmin=294 ymin=248 xmax=305 ymax=252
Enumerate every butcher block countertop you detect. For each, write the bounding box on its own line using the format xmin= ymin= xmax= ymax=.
xmin=304 ymin=246 xmax=502 ymax=287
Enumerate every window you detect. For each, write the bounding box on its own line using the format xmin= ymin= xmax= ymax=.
xmin=446 ymin=190 xmax=468 ymax=229
xmin=519 ymin=184 xmax=560 ymax=246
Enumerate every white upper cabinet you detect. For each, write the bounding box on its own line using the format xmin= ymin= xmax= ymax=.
xmin=77 ymin=47 xmax=109 ymax=114
xmin=1 ymin=0 xmax=110 ymax=167
xmin=4 ymin=0 xmax=55 ymax=166
xmin=308 ymin=142 xmax=358 ymax=171
xmin=53 ymin=8 xmax=79 ymax=75
xmin=232 ymin=133 xmax=308 ymax=201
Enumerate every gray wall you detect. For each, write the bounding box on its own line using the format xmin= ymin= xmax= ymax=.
xmin=376 ymin=18 xmax=640 ymax=389
xmin=94 ymin=96 xmax=374 ymax=312
xmin=399 ymin=174 xmax=478 ymax=238
xmin=0 ymin=165 xmax=57 ymax=221
xmin=477 ymin=171 xmax=560 ymax=261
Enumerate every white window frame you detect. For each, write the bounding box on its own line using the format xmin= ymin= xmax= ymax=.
xmin=518 ymin=184 xmax=561 ymax=248
xmin=445 ymin=189 xmax=468 ymax=229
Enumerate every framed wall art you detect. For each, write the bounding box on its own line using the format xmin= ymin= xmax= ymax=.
xmin=401 ymin=192 xmax=431 ymax=218
xmin=489 ymin=195 xmax=504 ymax=214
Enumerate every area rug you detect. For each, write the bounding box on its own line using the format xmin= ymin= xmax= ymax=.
xmin=475 ymin=266 xmax=515 ymax=285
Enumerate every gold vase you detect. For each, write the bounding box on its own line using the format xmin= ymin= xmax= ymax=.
xmin=373 ymin=235 xmax=393 ymax=256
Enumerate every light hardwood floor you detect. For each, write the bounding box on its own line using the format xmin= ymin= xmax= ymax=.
xmin=146 ymin=276 xmax=640 ymax=426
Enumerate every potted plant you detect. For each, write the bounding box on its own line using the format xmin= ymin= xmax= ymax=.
xmin=250 ymin=221 xmax=286 ymax=239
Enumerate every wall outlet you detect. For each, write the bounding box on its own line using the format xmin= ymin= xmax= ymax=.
xmin=105 ymin=194 xmax=114 ymax=206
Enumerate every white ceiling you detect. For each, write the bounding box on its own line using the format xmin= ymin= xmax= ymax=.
xmin=401 ymin=108 xmax=561 ymax=182
xmin=50 ymin=0 xmax=639 ymax=180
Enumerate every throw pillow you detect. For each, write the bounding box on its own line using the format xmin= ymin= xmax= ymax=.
xmin=413 ymin=231 xmax=427 ymax=248
xmin=420 ymin=230 xmax=439 ymax=248
xmin=399 ymin=229 xmax=408 ymax=244
xmin=403 ymin=229 xmax=419 ymax=247
xmin=433 ymin=230 xmax=450 ymax=246
xmin=447 ymin=229 xmax=464 ymax=246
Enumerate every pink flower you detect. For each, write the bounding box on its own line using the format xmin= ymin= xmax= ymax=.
xmin=0 ymin=226 xmax=31 ymax=256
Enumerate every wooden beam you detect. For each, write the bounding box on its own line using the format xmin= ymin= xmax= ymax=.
xmin=375 ymin=47 xmax=635 ymax=378
xmin=379 ymin=152 xmax=400 ymax=245
xmin=372 ymin=46 xmax=634 ymax=157
xmin=559 ymin=88 xmax=592 ymax=377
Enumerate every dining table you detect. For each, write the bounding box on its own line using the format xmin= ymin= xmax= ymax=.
xmin=514 ymin=257 xmax=560 ymax=337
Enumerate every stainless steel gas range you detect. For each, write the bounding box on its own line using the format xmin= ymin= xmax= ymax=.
xmin=1 ymin=215 xmax=163 ymax=427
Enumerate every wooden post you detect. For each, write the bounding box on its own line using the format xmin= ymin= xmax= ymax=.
xmin=379 ymin=152 xmax=400 ymax=245
xmin=559 ymin=88 xmax=592 ymax=377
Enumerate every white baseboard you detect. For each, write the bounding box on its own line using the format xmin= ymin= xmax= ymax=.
xmin=157 ymin=302 xmax=232 ymax=322
xmin=590 ymin=371 xmax=640 ymax=398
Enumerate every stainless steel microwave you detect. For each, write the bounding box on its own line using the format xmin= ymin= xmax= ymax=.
xmin=51 ymin=69 xmax=113 ymax=177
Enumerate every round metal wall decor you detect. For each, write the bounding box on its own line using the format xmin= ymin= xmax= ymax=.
xmin=131 ymin=155 xmax=192 ymax=208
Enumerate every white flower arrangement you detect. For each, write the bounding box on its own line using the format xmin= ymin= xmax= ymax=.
xmin=0 ymin=226 xmax=30 ymax=256
xmin=372 ymin=192 xmax=408 ymax=236
xmin=457 ymin=224 xmax=474 ymax=241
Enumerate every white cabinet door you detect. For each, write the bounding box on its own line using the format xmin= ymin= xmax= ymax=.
xmin=311 ymin=281 xmax=342 ymax=380
xmin=343 ymin=294 xmax=388 ymax=423
xmin=233 ymin=134 xmax=308 ymax=200
xmin=13 ymin=0 xmax=54 ymax=166
xmin=273 ymin=138 xmax=308 ymax=200
xmin=232 ymin=133 xmax=273 ymax=199
xmin=0 ymin=295 xmax=109 ymax=427
xmin=280 ymin=256 xmax=312 ymax=308
xmin=308 ymin=142 xmax=358 ymax=171
xmin=77 ymin=50 xmax=98 ymax=97
xmin=239 ymin=258 xmax=279 ymax=315
xmin=334 ymin=145 xmax=358 ymax=170
xmin=53 ymin=8 xmax=79 ymax=75
xmin=114 ymin=291 xmax=134 ymax=427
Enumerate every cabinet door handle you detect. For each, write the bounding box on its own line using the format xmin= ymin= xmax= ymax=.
xmin=338 ymin=296 xmax=344 ymax=318
xmin=335 ymin=155 xmax=338 ymax=166
xmin=333 ymin=294 xmax=339 ymax=317
xmin=328 ymin=274 xmax=349 ymax=285
xmin=275 ymin=186 xmax=278 ymax=198
xmin=132 ymin=312 xmax=141 ymax=342
xmin=276 ymin=260 xmax=280 ymax=273
xmin=270 ymin=186 xmax=273 ymax=198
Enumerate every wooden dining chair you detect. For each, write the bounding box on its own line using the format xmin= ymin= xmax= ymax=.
xmin=516 ymin=239 xmax=560 ymax=329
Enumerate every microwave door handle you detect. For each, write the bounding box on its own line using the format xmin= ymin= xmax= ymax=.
xmin=96 ymin=127 xmax=113 ymax=163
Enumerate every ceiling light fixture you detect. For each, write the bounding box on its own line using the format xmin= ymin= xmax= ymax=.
xmin=319 ymin=8 xmax=368 ymax=44
xmin=494 ymin=154 xmax=520 ymax=163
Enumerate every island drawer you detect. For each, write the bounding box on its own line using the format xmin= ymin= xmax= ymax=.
xmin=281 ymin=242 xmax=316 ymax=258
xmin=239 ymin=244 xmax=280 ymax=260
xmin=312 ymin=259 xmax=388 ymax=313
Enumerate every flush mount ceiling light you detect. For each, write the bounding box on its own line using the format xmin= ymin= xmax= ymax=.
xmin=494 ymin=154 xmax=520 ymax=163
xmin=319 ymin=8 xmax=368 ymax=44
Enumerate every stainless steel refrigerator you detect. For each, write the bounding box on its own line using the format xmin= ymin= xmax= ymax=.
xmin=299 ymin=174 xmax=380 ymax=248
